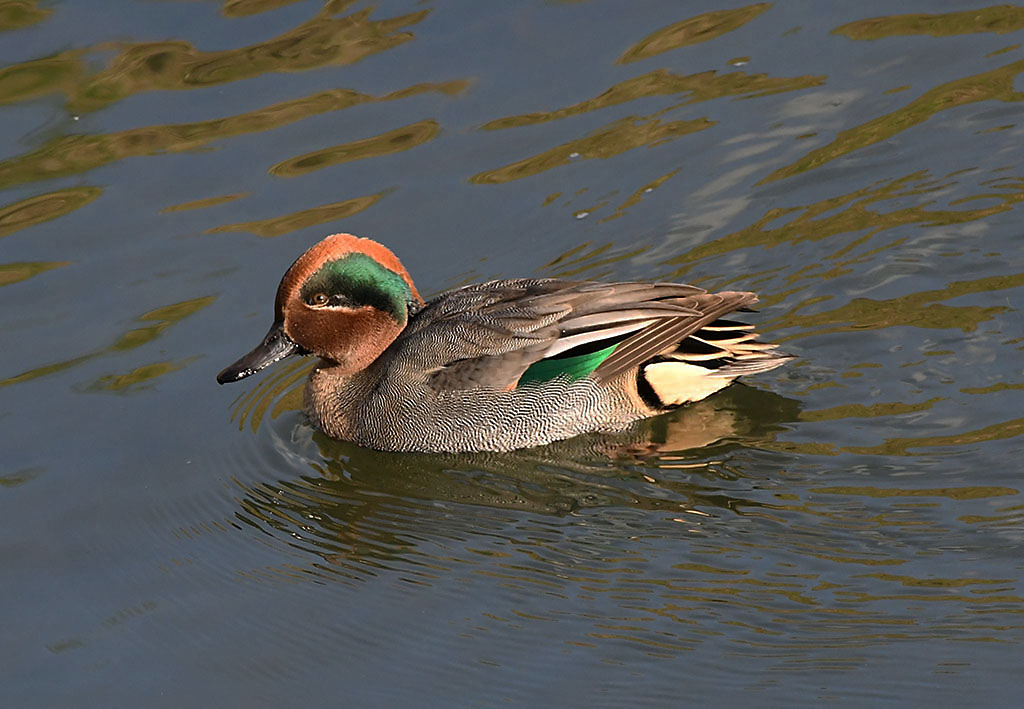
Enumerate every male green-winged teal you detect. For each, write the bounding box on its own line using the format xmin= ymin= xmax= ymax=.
xmin=217 ymin=233 xmax=791 ymax=453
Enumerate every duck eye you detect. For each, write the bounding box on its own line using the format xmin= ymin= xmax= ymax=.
xmin=308 ymin=292 xmax=329 ymax=307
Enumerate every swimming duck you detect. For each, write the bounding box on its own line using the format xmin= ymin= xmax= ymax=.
xmin=217 ymin=233 xmax=791 ymax=453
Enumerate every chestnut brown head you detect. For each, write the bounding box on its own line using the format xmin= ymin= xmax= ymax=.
xmin=217 ymin=234 xmax=423 ymax=384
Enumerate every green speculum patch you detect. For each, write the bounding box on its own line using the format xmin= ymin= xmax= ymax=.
xmin=519 ymin=341 xmax=619 ymax=385
xmin=301 ymin=253 xmax=411 ymax=323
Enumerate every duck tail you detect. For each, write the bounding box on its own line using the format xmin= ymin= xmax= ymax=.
xmin=638 ymin=319 xmax=792 ymax=408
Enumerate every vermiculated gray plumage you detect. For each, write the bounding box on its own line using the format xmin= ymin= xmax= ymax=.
xmin=303 ymin=278 xmax=790 ymax=452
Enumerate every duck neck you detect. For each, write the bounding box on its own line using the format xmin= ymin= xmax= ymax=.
xmin=304 ymin=360 xmax=375 ymax=440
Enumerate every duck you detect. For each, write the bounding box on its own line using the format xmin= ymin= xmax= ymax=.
xmin=217 ymin=233 xmax=791 ymax=453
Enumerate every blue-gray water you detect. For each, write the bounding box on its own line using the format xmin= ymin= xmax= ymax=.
xmin=3 ymin=1 xmax=1024 ymax=705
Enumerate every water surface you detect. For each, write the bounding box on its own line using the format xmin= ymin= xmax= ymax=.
xmin=3 ymin=1 xmax=1024 ymax=705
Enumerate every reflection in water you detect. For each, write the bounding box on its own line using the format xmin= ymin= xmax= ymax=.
xmin=1 ymin=295 xmax=215 ymax=387
xmin=220 ymin=377 xmax=1024 ymax=659
xmin=474 ymin=54 xmax=824 ymax=187
xmin=761 ymin=59 xmax=1024 ymax=184
xmin=0 ymin=260 xmax=68 ymax=287
xmin=270 ymin=120 xmax=440 ymax=177
xmin=810 ymin=485 xmax=1018 ymax=500
xmin=229 ymin=384 xmax=800 ymax=573
xmin=963 ymin=381 xmax=1024 ymax=394
xmin=723 ymin=170 xmax=1011 ymax=262
xmin=664 ymin=167 xmax=1024 ymax=286
xmin=1 ymin=2 xmax=431 ymax=113
xmin=0 ymin=1 xmax=50 ymax=32
xmin=206 ymin=191 xmax=387 ymax=238
xmin=481 ymin=68 xmax=824 ymax=131
xmin=0 ymin=465 xmax=45 ymax=487
xmin=838 ymin=417 xmax=1024 ymax=456
xmin=0 ymin=53 xmax=80 ymax=106
xmin=539 ymin=239 xmax=649 ymax=280
xmin=618 ymin=4 xmax=772 ymax=63
xmin=799 ymin=397 xmax=943 ymax=423
xmin=222 ymin=0 xmax=304 ymax=18
xmin=0 ymin=81 xmax=467 ymax=190
xmin=834 ymin=6 xmax=1024 ymax=39
xmin=777 ymin=272 xmax=1024 ymax=338
xmin=0 ymin=187 xmax=102 ymax=239
xmin=230 ymin=357 xmax=311 ymax=434
xmin=471 ymin=117 xmax=713 ymax=184
xmin=160 ymin=193 xmax=247 ymax=214
xmin=540 ymin=167 xmax=688 ymax=231
xmin=89 ymin=357 xmax=202 ymax=394
xmin=599 ymin=168 xmax=680 ymax=223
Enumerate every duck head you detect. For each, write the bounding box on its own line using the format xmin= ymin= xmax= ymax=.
xmin=217 ymin=233 xmax=423 ymax=384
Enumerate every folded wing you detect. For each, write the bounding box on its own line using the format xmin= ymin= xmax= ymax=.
xmin=391 ymin=278 xmax=787 ymax=394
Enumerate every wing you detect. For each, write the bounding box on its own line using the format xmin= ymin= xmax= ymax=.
xmin=389 ymin=279 xmax=707 ymax=391
xmin=590 ymin=290 xmax=761 ymax=383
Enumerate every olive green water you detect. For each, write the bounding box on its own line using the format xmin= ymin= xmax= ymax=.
xmin=3 ymin=1 xmax=1024 ymax=705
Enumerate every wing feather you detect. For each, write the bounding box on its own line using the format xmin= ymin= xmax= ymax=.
xmin=388 ymin=278 xmax=775 ymax=393
xmin=591 ymin=292 xmax=760 ymax=384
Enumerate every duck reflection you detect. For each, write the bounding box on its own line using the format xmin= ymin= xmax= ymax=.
xmin=231 ymin=384 xmax=799 ymax=578
xmin=307 ymin=383 xmax=800 ymax=509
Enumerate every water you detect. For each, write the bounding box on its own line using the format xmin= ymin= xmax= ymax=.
xmin=3 ymin=1 xmax=1024 ymax=705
